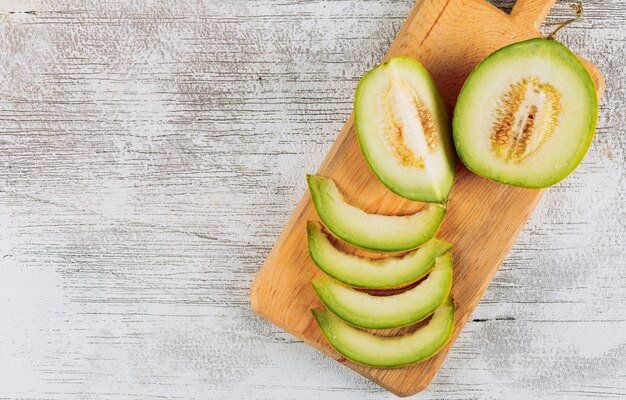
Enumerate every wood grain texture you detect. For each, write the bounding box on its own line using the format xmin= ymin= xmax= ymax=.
xmin=0 ymin=0 xmax=624 ymax=399
xmin=250 ymin=0 xmax=606 ymax=396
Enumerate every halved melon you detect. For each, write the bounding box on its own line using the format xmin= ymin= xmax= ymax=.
xmin=307 ymin=174 xmax=446 ymax=252
xmin=312 ymin=297 xmax=455 ymax=368
xmin=307 ymin=221 xmax=452 ymax=289
xmin=354 ymin=57 xmax=457 ymax=203
xmin=312 ymin=253 xmax=453 ymax=329
xmin=453 ymin=38 xmax=598 ymax=188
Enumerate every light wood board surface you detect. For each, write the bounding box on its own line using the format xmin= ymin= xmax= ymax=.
xmin=0 ymin=0 xmax=624 ymax=399
xmin=250 ymin=0 xmax=606 ymax=396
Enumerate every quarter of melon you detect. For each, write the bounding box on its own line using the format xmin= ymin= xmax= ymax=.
xmin=354 ymin=57 xmax=457 ymax=202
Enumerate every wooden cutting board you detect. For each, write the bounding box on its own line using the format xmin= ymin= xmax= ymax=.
xmin=250 ymin=0 xmax=605 ymax=396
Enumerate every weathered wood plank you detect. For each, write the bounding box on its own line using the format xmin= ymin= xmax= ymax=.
xmin=0 ymin=0 xmax=624 ymax=399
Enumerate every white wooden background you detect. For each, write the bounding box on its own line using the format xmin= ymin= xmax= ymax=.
xmin=0 ymin=0 xmax=624 ymax=399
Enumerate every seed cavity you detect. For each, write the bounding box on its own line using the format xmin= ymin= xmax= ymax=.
xmin=380 ymin=79 xmax=438 ymax=169
xmin=491 ymin=77 xmax=561 ymax=162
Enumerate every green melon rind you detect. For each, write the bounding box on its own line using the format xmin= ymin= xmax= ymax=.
xmin=307 ymin=221 xmax=452 ymax=289
xmin=354 ymin=57 xmax=457 ymax=203
xmin=312 ymin=297 xmax=455 ymax=368
xmin=311 ymin=253 xmax=453 ymax=329
xmin=307 ymin=174 xmax=446 ymax=252
xmin=453 ymin=38 xmax=598 ymax=188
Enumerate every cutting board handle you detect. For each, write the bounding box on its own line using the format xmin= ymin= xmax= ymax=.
xmin=510 ymin=0 xmax=557 ymax=30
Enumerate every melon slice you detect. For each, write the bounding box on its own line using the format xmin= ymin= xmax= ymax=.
xmin=312 ymin=253 xmax=453 ymax=329
xmin=307 ymin=220 xmax=452 ymax=289
xmin=312 ymin=297 xmax=455 ymax=368
xmin=307 ymin=174 xmax=446 ymax=252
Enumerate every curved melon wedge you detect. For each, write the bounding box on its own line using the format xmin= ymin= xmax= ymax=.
xmin=307 ymin=174 xmax=446 ymax=252
xmin=312 ymin=297 xmax=455 ymax=368
xmin=308 ymin=221 xmax=452 ymax=289
xmin=312 ymin=253 xmax=453 ymax=329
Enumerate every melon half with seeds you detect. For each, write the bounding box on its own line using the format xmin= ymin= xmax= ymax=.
xmin=354 ymin=57 xmax=457 ymax=203
xmin=453 ymin=38 xmax=598 ymax=188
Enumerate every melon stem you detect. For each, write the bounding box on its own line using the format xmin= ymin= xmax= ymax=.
xmin=546 ymin=1 xmax=584 ymax=39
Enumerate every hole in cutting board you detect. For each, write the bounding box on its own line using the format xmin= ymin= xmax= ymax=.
xmin=486 ymin=0 xmax=516 ymax=14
